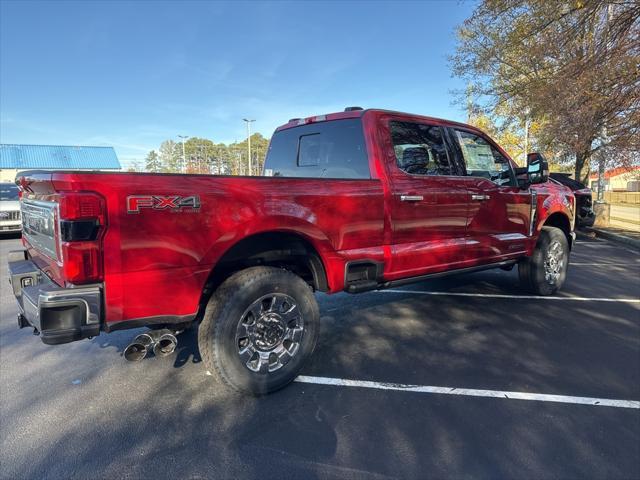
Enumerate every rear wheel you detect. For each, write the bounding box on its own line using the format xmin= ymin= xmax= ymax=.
xmin=518 ymin=226 xmax=569 ymax=295
xmin=198 ymin=266 xmax=319 ymax=395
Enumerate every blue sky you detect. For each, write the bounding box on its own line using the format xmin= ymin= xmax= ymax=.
xmin=0 ymin=0 xmax=476 ymax=168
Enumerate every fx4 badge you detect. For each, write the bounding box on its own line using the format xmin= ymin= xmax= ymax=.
xmin=127 ymin=195 xmax=200 ymax=213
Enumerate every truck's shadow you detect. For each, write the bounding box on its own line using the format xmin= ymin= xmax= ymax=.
xmin=172 ymin=326 xmax=202 ymax=367
xmin=3 ymin=267 xmax=639 ymax=479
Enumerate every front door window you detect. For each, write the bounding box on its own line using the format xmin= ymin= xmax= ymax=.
xmin=453 ymin=130 xmax=516 ymax=186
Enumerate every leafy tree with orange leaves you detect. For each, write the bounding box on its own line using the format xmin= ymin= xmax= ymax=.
xmin=452 ymin=0 xmax=639 ymax=182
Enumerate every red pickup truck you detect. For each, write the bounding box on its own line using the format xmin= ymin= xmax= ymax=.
xmin=8 ymin=108 xmax=575 ymax=395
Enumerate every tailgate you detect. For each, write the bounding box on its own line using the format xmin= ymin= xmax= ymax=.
xmin=18 ymin=171 xmax=106 ymax=287
xmin=17 ymin=172 xmax=65 ymax=285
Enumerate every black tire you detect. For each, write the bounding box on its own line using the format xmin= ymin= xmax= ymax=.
xmin=198 ymin=266 xmax=319 ymax=395
xmin=518 ymin=226 xmax=569 ymax=295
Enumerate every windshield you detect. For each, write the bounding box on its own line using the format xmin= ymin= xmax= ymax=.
xmin=0 ymin=184 xmax=19 ymax=201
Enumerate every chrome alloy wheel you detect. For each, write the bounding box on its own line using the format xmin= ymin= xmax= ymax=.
xmin=235 ymin=294 xmax=304 ymax=373
xmin=544 ymin=240 xmax=565 ymax=285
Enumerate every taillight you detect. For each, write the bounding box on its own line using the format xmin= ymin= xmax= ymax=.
xmin=58 ymin=192 xmax=105 ymax=221
xmin=57 ymin=192 xmax=106 ymax=285
xmin=61 ymin=242 xmax=103 ymax=284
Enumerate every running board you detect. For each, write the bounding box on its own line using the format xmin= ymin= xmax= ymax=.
xmin=344 ymin=260 xmax=518 ymax=294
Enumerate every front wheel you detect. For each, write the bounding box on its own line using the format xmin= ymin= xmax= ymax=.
xmin=518 ymin=226 xmax=569 ymax=295
xmin=198 ymin=266 xmax=319 ymax=395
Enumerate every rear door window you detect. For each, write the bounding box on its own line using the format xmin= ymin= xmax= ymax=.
xmin=389 ymin=121 xmax=451 ymax=176
xmin=264 ymin=119 xmax=370 ymax=179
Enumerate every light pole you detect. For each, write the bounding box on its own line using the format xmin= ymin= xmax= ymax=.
xmin=522 ymin=107 xmax=531 ymax=167
xmin=243 ymin=118 xmax=255 ymax=175
xmin=177 ymin=135 xmax=188 ymax=173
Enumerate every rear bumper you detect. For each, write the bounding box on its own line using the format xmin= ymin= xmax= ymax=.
xmin=8 ymin=250 xmax=102 ymax=345
xmin=0 ymin=221 xmax=22 ymax=233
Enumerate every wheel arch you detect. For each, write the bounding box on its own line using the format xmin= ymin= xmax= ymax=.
xmin=198 ymin=230 xmax=330 ymax=310
xmin=542 ymin=212 xmax=573 ymax=249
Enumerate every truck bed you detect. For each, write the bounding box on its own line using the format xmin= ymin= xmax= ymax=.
xmin=18 ymin=170 xmax=385 ymax=326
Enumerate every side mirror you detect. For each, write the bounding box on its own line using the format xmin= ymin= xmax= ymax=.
xmin=527 ymin=152 xmax=549 ymax=184
xmin=514 ymin=166 xmax=530 ymax=190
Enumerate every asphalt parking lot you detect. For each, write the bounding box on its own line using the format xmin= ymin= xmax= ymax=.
xmin=1 ymin=234 xmax=639 ymax=479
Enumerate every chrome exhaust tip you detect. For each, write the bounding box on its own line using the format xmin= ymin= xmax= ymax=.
xmin=124 ymin=342 xmax=148 ymax=361
xmin=152 ymin=331 xmax=178 ymax=357
xmin=123 ymin=332 xmax=154 ymax=361
xmin=124 ymin=329 xmax=178 ymax=360
xmin=135 ymin=332 xmax=155 ymax=347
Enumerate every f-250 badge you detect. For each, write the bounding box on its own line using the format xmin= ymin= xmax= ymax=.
xmin=126 ymin=195 xmax=200 ymax=213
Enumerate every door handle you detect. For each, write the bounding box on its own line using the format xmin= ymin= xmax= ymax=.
xmin=471 ymin=194 xmax=490 ymax=201
xmin=400 ymin=195 xmax=424 ymax=202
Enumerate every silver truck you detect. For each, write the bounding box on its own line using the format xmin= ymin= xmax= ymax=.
xmin=0 ymin=183 xmax=21 ymax=234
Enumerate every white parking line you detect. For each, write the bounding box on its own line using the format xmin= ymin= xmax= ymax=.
xmin=379 ymin=290 xmax=640 ymax=303
xmin=576 ymin=243 xmax=626 ymax=248
xmin=573 ymin=245 xmax=638 ymax=255
xmin=571 ymin=262 xmax=639 ymax=266
xmin=572 ymin=253 xmax=639 ymax=260
xmin=295 ymin=376 xmax=640 ymax=409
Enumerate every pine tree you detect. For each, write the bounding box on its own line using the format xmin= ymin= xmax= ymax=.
xmin=145 ymin=150 xmax=162 ymax=172
xmin=159 ymin=140 xmax=181 ymax=173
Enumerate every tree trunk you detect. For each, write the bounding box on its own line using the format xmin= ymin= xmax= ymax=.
xmin=574 ymin=148 xmax=592 ymax=184
xmin=574 ymin=152 xmax=586 ymax=182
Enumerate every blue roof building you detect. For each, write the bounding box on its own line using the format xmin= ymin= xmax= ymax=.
xmin=0 ymin=144 xmax=121 ymax=170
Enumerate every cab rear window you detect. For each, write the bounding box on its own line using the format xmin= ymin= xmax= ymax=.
xmin=264 ymin=119 xmax=370 ymax=179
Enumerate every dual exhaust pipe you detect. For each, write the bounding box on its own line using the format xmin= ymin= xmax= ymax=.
xmin=124 ymin=329 xmax=178 ymax=362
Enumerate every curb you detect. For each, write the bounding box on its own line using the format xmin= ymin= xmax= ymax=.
xmin=584 ymin=227 xmax=640 ymax=251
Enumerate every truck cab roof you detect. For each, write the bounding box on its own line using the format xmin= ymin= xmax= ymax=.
xmin=275 ymin=108 xmax=478 ymax=134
